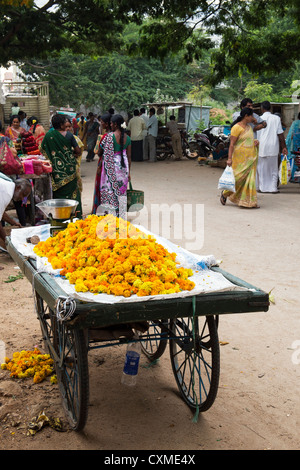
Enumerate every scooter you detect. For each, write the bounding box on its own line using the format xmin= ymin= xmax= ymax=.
xmin=186 ymin=131 xmax=214 ymax=160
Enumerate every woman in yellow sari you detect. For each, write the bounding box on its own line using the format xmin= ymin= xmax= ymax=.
xmin=220 ymin=107 xmax=259 ymax=208
xmin=78 ymin=115 xmax=87 ymax=150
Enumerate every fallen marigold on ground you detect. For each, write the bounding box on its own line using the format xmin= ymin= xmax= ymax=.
xmin=33 ymin=214 xmax=195 ymax=297
xmin=1 ymin=348 xmax=54 ymax=383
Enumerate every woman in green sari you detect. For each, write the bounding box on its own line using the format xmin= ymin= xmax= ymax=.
xmin=41 ymin=114 xmax=83 ymax=218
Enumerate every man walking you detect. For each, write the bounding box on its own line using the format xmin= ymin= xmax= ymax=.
xmin=256 ymin=101 xmax=287 ymax=193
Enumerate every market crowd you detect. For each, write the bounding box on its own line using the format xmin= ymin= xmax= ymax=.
xmin=0 ymin=106 xmax=155 ymax=244
xmin=0 ymin=99 xmax=299 ymax=245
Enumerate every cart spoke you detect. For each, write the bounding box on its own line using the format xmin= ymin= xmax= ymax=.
xmin=169 ymin=316 xmax=220 ymax=412
xmin=53 ymin=321 xmax=89 ymax=431
xmin=138 ymin=320 xmax=168 ymax=361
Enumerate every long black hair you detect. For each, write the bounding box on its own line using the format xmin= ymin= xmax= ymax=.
xmin=27 ymin=116 xmax=39 ymax=133
xmin=100 ymin=113 xmax=111 ymax=128
xmin=111 ymin=114 xmax=126 ymax=168
xmin=232 ymin=107 xmax=253 ymax=127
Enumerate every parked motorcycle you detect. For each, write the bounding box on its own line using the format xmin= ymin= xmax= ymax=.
xmin=156 ymin=130 xmax=190 ymax=160
xmin=186 ymin=131 xmax=214 ymax=160
xmin=186 ymin=126 xmax=230 ymax=161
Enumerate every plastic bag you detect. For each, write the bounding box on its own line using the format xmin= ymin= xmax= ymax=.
xmin=279 ymin=155 xmax=291 ymax=185
xmin=218 ymin=165 xmax=236 ymax=192
xmin=0 ymin=136 xmax=23 ymax=175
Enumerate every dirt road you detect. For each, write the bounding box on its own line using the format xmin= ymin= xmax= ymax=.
xmin=0 ymin=156 xmax=299 ymax=450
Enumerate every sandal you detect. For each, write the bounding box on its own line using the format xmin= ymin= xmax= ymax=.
xmin=220 ymin=191 xmax=227 ymax=206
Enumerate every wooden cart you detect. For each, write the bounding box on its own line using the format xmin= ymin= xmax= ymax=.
xmin=6 ymin=238 xmax=269 ymax=431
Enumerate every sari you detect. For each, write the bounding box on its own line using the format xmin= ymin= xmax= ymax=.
xmin=92 ymin=134 xmax=107 ymax=215
xmin=41 ymin=129 xmax=82 ymax=217
xmin=223 ymin=124 xmax=258 ymax=208
xmin=74 ymin=135 xmax=84 ymax=193
xmin=29 ymin=124 xmax=46 ymax=147
xmin=5 ymin=126 xmax=25 ymax=142
xmin=78 ymin=120 xmax=87 ymax=149
xmin=92 ymin=132 xmax=130 ymax=219
xmin=286 ymin=119 xmax=300 ymax=182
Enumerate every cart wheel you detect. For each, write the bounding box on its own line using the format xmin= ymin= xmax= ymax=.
xmin=138 ymin=321 xmax=168 ymax=361
xmin=35 ymin=292 xmax=57 ymax=355
xmin=169 ymin=315 xmax=220 ymax=412
xmin=34 ymin=292 xmax=89 ymax=431
xmin=55 ymin=321 xmax=89 ymax=431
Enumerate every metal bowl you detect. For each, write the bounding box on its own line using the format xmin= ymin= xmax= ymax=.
xmin=36 ymin=199 xmax=79 ymax=220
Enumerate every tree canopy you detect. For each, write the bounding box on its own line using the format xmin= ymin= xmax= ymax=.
xmin=1 ymin=0 xmax=300 ymax=85
xmin=20 ymin=49 xmax=198 ymax=112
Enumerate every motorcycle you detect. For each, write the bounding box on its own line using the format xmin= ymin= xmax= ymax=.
xmin=186 ymin=131 xmax=214 ymax=160
xmin=156 ymin=130 xmax=191 ymax=161
xmin=186 ymin=126 xmax=230 ymax=161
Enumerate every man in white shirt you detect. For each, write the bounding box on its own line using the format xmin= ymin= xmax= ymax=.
xmin=127 ymin=109 xmax=146 ymax=161
xmin=139 ymin=108 xmax=149 ymax=160
xmin=0 ymin=174 xmax=32 ymax=244
xmin=256 ymin=101 xmax=287 ymax=193
xmin=145 ymin=107 xmax=158 ymax=161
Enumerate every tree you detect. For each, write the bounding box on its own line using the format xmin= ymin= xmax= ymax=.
xmin=1 ymin=0 xmax=300 ymax=85
xmin=20 ymin=49 xmax=196 ymax=111
xmin=243 ymin=81 xmax=273 ymax=103
xmin=0 ymin=0 xmax=123 ymax=65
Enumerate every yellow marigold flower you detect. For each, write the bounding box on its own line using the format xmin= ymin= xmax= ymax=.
xmin=33 ymin=215 xmax=195 ymax=298
xmin=2 ymin=349 xmax=54 ymax=383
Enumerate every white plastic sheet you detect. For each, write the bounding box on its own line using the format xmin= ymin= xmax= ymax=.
xmin=10 ymin=224 xmax=251 ymax=304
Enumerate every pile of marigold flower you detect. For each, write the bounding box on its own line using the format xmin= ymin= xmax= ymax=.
xmin=1 ymin=348 xmax=54 ymax=384
xmin=33 ymin=214 xmax=195 ymax=297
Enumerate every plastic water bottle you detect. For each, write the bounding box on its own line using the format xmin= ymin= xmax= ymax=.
xmin=121 ymin=337 xmax=141 ymax=386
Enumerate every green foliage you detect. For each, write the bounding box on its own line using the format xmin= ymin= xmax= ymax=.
xmin=209 ymin=4 xmax=300 ymax=85
xmin=0 ymin=0 xmax=127 ymax=66
xmin=20 ymin=50 xmax=194 ymax=111
xmin=1 ymin=0 xmax=299 ymax=87
xmin=243 ymin=81 xmax=273 ymax=102
xmin=187 ymin=84 xmax=212 ymax=105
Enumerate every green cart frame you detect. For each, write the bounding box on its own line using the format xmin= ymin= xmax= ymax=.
xmin=7 ymin=238 xmax=269 ymax=431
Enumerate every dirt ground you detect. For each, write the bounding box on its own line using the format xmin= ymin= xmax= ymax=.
xmin=0 ymin=154 xmax=299 ymax=451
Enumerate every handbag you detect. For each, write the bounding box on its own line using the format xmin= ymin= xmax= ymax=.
xmin=0 ymin=137 xmax=23 ymax=175
xmin=278 ymin=155 xmax=291 ymax=185
xmin=218 ymin=165 xmax=236 ymax=192
xmin=127 ymin=180 xmax=144 ymax=212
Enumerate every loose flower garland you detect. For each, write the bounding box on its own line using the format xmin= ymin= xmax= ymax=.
xmin=33 ymin=214 xmax=195 ymax=297
xmin=1 ymin=349 xmax=56 ymax=384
